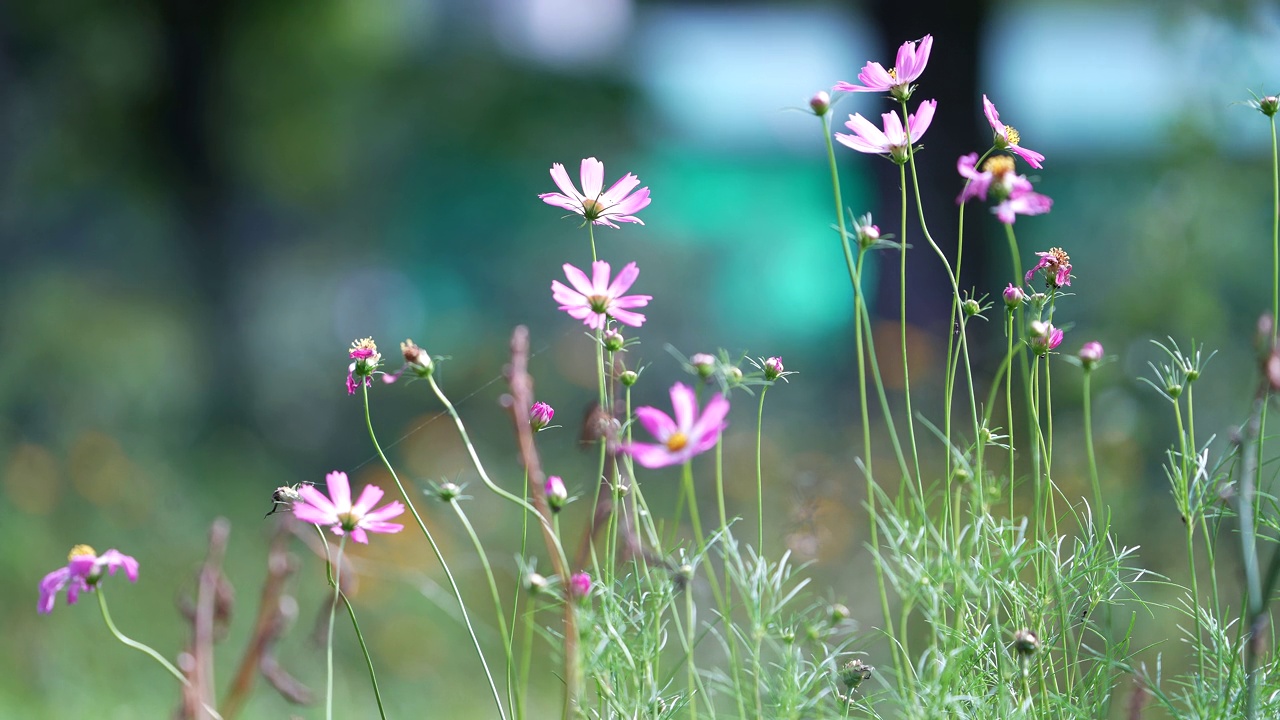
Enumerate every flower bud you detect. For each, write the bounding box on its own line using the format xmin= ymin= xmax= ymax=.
xmin=1002 ymin=284 xmax=1025 ymax=309
xmin=691 ymin=353 xmax=717 ymax=379
xmin=526 ymin=572 xmax=548 ymax=594
xmin=809 ymin=90 xmax=831 ymax=116
xmin=1078 ymin=341 xmax=1104 ymax=370
xmin=962 ymin=298 xmax=981 ymax=317
xmin=530 ymin=401 xmax=555 ymax=431
xmin=436 ymin=482 xmax=461 ymax=502
xmin=839 ymin=659 xmax=873 ymax=690
xmin=763 ymin=356 xmax=784 ymax=381
xmin=726 ymin=366 xmax=743 ymax=385
xmin=568 ymin=572 xmax=592 ymax=599
xmin=1260 ymin=95 xmax=1279 ymax=117
xmin=829 ymin=603 xmax=850 ymax=625
xmin=401 ymin=339 xmax=434 ymax=377
xmin=603 ymin=329 xmax=624 ymax=352
xmin=545 ymin=475 xmax=567 ymax=512
xmin=619 ymin=369 xmax=639 ymax=386
xmin=1013 ymin=629 xmax=1040 ymax=656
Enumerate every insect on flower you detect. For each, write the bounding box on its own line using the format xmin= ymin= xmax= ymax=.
xmin=264 ymin=481 xmax=315 ymax=518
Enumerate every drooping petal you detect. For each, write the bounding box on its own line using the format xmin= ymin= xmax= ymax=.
xmin=580 ymin=158 xmax=605 ymax=199
xmin=609 ymin=307 xmax=648 ymax=327
xmin=834 ymin=131 xmax=884 ymax=154
xmin=361 ymin=520 xmax=404 ymax=535
xmin=38 ymin=568 xmax=71 ymax=614
xmin=1010 ymin=145 xmax=1045 ymax=170
xmin=293 ymin=502 xmax=338 ymax=526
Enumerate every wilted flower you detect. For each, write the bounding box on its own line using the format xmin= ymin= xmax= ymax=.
xmin=539 ymin=158 xmax=651 ymax=229
xmin=1078 ymin=341 xmax=1105 ymax=369
xmin=347 ymin=337 xmax=381 ymax=395
xmin=1003 ymin=283 xmax=1026 ymax=309
xmin=568 ymin=572 xmax=592 ymax=599
xmin=1013 ymin=629 xmax=1040 ymax=656
xmin=839 ymin=659 xmax=874 ymax=690
xmin=39 ymin=546 xmax=139 ymax=614
xmin=1025 ymin=247 xmax=1072 ymax=288
xmin=552 ymin=261 xmax=652 ymax=330
xmin=623 ymin=382 xmax=730 ymax=469
xmin=293 ymin=471 xmax=405 ymax=544
xmin=836 ymin=34 xmax=934 ymax=101
xmin=1029 ymin=321 xmax=1064 ymax=356
xmin=836 ymin=100 xmax=938 ymax=164
xmin=983 ymin=95 xmax=1045 ymax=169
xmin=530 ymin=401 xmax=555 ymax=431
xmin=809 ymin=90 xmax=831 ymax=116
xmin=400 ymin=339 xmax=434 ymax=378
xmin=545 ymin=475 xmax=568 ymax=512
xmin=956 ymin=154 xmax=1052 ymax=224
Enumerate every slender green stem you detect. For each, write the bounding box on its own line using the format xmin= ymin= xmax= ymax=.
xmin=96 ymin=589 xmax=224 ymax=719
xmin=1271 ymin=114 xmax=1278 ymax=349
xmin=588 ymin=222 xmax=598 ymax=264
xmin=362 ymin=384 xmax=507 ymax=720
xmin=313 ymin=524 xmax=387 ymax=720
xmin=1082 ymin=371 xmax=1102 ymax=516
xmin=324 ymin=536 xmax=347 ymax=720
xmin=451 ymin=501 xmax=515 ymax=717
xmin=896 ymin=157 xmax=923 ymax=496
xmin=755 ymin=385 xmax=770 ymax=552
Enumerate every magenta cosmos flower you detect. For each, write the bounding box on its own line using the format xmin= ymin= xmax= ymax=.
xmin=551 ymin=260 xmax=652 ymax=330
xmin=293 ymin=471 xmax=405 ymax=544
xmin=983 ymin=95 xmax=1044 ymax=169
xmin=836 ymin=35 xmax=934 ymax=101
xmin=1029 ymin=321 xmax=1064 ymax=356
xmin=39 ymin=545 xmax=139 ymax=614
xmin=956 ymin=154 xmax=1052 ymax=224
xmin=623 ymin=382 xmax=729 ymax=469
xmin=347 ymin=337 xmax=381 ymax=395
xmin=539 ymin=158 xmax=651 ymax=229
xmin=836 ymin=100 xmax=937 ymax=164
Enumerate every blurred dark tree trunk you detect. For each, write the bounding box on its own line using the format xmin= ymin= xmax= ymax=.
xmin=865 ymin=0 xmax=993 ymax=356
xmin=155 ymin=0 xmax=243 ymax=427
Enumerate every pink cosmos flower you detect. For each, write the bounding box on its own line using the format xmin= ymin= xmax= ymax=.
xmin=622 ymin=382 xmax=729 ymax=469
xmin=983 ymin=96 xmax=1045 ymax=169
xmin=1078 ymin=341 xmax=1105 ymax=368
xmin=551 ymin=261 xmax=652 ymax=330
xmin=293 ymin=471 xmax=405 ymax=544
xmin=539 ymin=158 xmax=651 ymax=229
xmin=955 ymin=154 xmax=1052 ymax=224
xmin=39 ymin=545 xmax=139 ymax=614
xmin=836 ymin=35 xmax=934 ymax=101
xmin=835 ymin=100 xmax=938 ymax=164
xmin=347 ymin=337 xmax=381 ymax=395
xmin=1025 ymin=247 xmax=1072 ymax=288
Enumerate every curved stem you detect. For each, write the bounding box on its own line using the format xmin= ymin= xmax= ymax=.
xmin=451 ymin=501 xmax=515 ymax=714
xmin=362 ymin=384 xmax=507 ymax=720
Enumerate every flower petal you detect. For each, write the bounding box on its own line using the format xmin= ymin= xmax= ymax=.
xmin=363 ymin=501 xmax=406 ymax=524
xmin=635 ymin=406 xmax=677 ymax=442
xmin=549 ymin=162 xmax=583 ymax=201
xmin=561 ymin=263 xmax=594 ymax=296
xmin=1011 ymin=145 xmax=1045 ymax=170
xmin=609 ymin=308 xmax=648 ymax=327
xmin=908 ymin=99 xmax=937 ymax=141
xmin=982 ymin=95 xmax=1003 ymax=135
xmin=351 ymin=483 xmax=385 ymax=516
xmin=622 ymin=441 xmax=680 ymax=469
xmin=580 ymin=157 xmax=604 ymax=199
xmin=600 ymin=173 xmax=640 ymax=206
xmin=669 ymin=382 xmax=698 ymax=432
xmin=325 ymin=471 xmax=352 ymax=511
xmin=607 ymin=262 xmax=639 ymax=296
xmin=298 ymin=483 xmax=337 ymax=517
xmin=590 ymin=260 xmax=613 ymax=293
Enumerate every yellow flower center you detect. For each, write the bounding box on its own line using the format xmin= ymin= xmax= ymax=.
xmin=1005 ymin=125 xmax=1021 ymax=145
xmin=69 ymin=544 xmax=97 ymax=561
xmin=581 ymin=198 xmax=604 ymax=218
xmin=588 ymin=294 xmax=611 ymax=313
xmin=1049 ymin=247 xmax=1070 ymax=264
xmin=337 ymin=511 xmax=360 ymax=531
xmin=982 ymin=155 xmax=1016 ymax=178
xmin=665 ymin=432 xmax=689 ymax=452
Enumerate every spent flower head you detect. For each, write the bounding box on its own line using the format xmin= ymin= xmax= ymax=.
xmin=293 ymin=471 xmax=405 ymax=544
xmin=400 ymin=339 xmax=435 ymax=378
xmin=622 ymin=382 xmax=729 ymax=469
xmin=539 ymin=158 xmax=651 ymax=229
xmin=552 ymin=261 xmax=652 ymax=330
xmin=836 ymin=34 xmax=934 ymax=101
xmin=347 ymin=337 xmax=381 ymax=395
xmin=839 ymin=659 xmax=875 ymax=690
xmin=983 ymin=95 xmax=1045 ymax=168
xmin=836 ymin=100 xmax=938 ymax=164
xmin=1025 ymin=247 xmax=1072 ymax=288
xmin=956 ymin=153 xmax=1052 ymax=224
xmin=39 ymin=545 xmax=139 ymax=614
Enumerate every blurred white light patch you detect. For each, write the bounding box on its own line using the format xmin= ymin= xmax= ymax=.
xmin=984 ymin=3 xmax=1280 ymax=155
xmin=492 ymin=0 xmax=633 ymax=70
xmin=634 ymin=5 xmax=868 ymax=152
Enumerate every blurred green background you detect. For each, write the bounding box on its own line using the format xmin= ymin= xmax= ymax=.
xmin=3 ymin=0 xmax=1280 ymax=716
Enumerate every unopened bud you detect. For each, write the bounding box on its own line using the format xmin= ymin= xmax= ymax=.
xmin=809 ymin=90 xmax=831 ymax=115
xmin=530 ymin=401 xmax=555 ymax=431
xmin=839 ymin=659 xmax=873 ymax=690
xmin=1003 ymin=284 xmax=1025 ymax=309
xmin=619 ymin=369 xmax=639 ymax=386
xmin=763 ymin=356 xmax=784 ymax=381
xmin=1078 ymin=341 xmax=1104 ymax=370
xmin=545 ymin=475 xmax=567 ymax=512
xmin=962 ymin=299 xmax=981 ymax=317
xmin=1013 ymin=629 xmax=1040 ymax=656
xmin=603 ymin=329 xmax=624 ymax=352
xmin=691 ymin=353 xmax=717 ymax=379
xmin=436 ymin=482 xmax=461 ymax=502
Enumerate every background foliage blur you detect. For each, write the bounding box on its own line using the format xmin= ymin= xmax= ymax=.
xmin=2 ymin=0 xmax=1279 ymax=716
